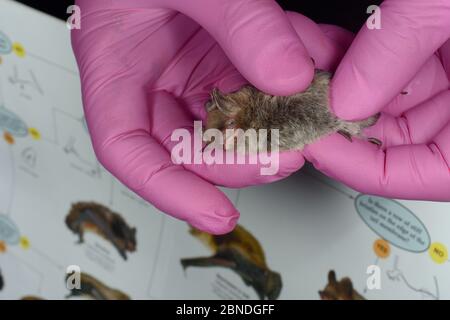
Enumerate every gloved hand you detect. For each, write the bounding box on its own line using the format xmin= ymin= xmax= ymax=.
xmin=304 ymin=0 xmax=450 ymax=200
xmin=71 ymin=0 xmax=348 ymax=233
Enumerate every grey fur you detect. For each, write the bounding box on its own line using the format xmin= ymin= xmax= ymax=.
xmin=205 ymin=70 xmax=379 ymax=152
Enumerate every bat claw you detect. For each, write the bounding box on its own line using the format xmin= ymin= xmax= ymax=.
xmin=368 ymin=137 xmax=382 ymax=147
xmin=337 ymin=130 xmax=353 ymax=142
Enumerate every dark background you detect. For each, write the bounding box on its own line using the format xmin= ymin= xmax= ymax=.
xmin=15 ymin=0 xmax=382 ymax=33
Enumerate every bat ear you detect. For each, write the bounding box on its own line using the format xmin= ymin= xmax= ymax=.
xmin=328 ymin=270 xmax=337 ymax=284
xmin=318 ymin=291 xmax=324 ymax=299
xmin=189 ymin=226 xmax=201 ymax=236
xmin=340 ymin=278 xmax=354 ymax=298
xmin=211 ymin=88 xmax=235 ymax=117
xmin=205 ymin=100 xmax=216 ymax=112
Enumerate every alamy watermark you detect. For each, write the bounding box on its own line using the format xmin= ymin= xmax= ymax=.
xmin=170 ymin=121 xmax=280 ymax=176
xmin=66 ymin=5 xmax=382 ymax=32
xmin=366 ymin=265 xmax=381 ymax=290
xmin=66 ymin=5 xmax=81 ymax=30
xmin=66 ymin=265 xmax=81 ymax=290
xmin=366 ymin=5 xmax=382 ymax=30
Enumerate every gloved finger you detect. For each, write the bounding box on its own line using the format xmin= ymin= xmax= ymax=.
xmin=331 ymin=0 xmax=450 ymax=120
xmin=148 ymin=91 xmax=305 ymax=188
xmin=318 ymin=24 xmax=354 ymax=53
xmin=286 ymin=11 xmax=345 ymax=72
xmin=363 ymin=90 xmax=450 ymax=148
xmin=439 ymin=39 xmax=450 ymax=80
xmin=77 ymin=72 xmax=239 ymax=234
xmin=285 ymin=12 xmax=349 ymax=72
xmin=382 ymin=55 xmax=449 ymax=117
xmin=303 ymin=125 xmax=450 ymax=201
xmin=161 ymin=0 xmax=314 ymax=96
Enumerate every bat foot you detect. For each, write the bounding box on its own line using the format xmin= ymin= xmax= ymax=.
xmin=337 ymin=130 xmax=353 ymax=142
xmin=180 ymin=259 xmax=190 ymax=271
xmin=368 ymin=137 xmax=382 ymax=147
xmin=118 ymin=249 xmax=127 ymax=260
xmin=65 ymin=293 xmax=75 ymax=299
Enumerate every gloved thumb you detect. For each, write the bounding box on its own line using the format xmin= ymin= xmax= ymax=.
xmin=162 ymin=0 xmax=314 ymax=95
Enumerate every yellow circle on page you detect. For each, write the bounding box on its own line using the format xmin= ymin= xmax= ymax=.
xmin=0 ymin=241 xmax=6 ymax=253
xmin=429 ymin=242 xmax=448 ymax=264
xmin=19 ymin=236 xmax=30 ymax=250
xmin=373 ymin=238 xmax=390 ymax=259
xmin=29 ymin=127 xmax=41 ymax=140
xmin=12 ymin=42 xmax=26 ymax=57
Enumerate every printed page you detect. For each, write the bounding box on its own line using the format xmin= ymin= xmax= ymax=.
xmin=0 ymin=0 xmax=167 ymax=300
xmin=1 ymin=0 xmax=449 ymax=301
xmin=152 ymin=168 xmax=450 ymax=300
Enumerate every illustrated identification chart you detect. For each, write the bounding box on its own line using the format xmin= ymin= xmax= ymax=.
xmin=0 ymin=0 xmax=449 ymax=300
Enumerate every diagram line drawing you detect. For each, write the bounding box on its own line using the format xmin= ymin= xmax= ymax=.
xmin=27 ymin=51 xmax=78 ymax=76
xmin=6 ymin=250 xmax=45 ymax=295
xmin=434 ymin=276 xmax=440 ymax=300
xmin=33 ymin=108 xmax=78 ymax=145
xmin=63 ymin=136 xmax=97 ymax=168
xmin=20 ymin=146 xmax=37 ymax=169
xmin=0 ymin=75 xmax=5 ymax=106
xmin=8 ymin=65 xmax=44 ymax=95
xmin=234 ymin=189 xmax=241 ymax=208
xmin=147 ymin=216 xmax=167 ymax=299
xmin=44 ymin=107 xmax=83 ymax=145
xmin=30 ymin=246 xmax=64 ymax=271
xmin=29 ymin=68 xmax=43 ymax=94
xmin=109 ymin=176 xmax=115 ymax=206
xmin=302 ymin=169 xmax=355 ymax=200
xmin=5 ymin=144 xmax=16 ymax=217
xmin=39 ymin=107 xmax=61 ymax=146
xmin=386 ymin=255 xmax=439 ymax=300
xmin=363 ymin=256 xmax=380 ymax=294
xmin=53 ymin=107 xmax=81 ymax=123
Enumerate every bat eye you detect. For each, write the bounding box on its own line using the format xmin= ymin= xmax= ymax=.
xmin=225 ymin=119 xmax=235 ymax=128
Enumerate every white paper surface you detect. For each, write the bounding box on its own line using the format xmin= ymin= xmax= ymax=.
xmin=0 ymin=0 xmax=449 ymax=300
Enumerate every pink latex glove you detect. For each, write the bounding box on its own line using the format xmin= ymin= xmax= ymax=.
xmin=304 ymin=0 xmax=450 ymax=200
xmin=71 ymin=0 xmax=348 ymax=233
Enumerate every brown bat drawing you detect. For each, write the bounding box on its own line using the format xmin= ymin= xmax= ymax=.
xmin=181 ymin=225 xmax=282 ymax=300
xmin=66 ymin=272 xmax=130 ymax=300
xmin=0 ymin=267 xmax=3 ymax=291
xmin=21 ymin=296 xmax=44 ymax=300
xmin=319 ymin=270 xmax=365 ymax=300
xmin=65 ymin=202 xmax=136 ymax=260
